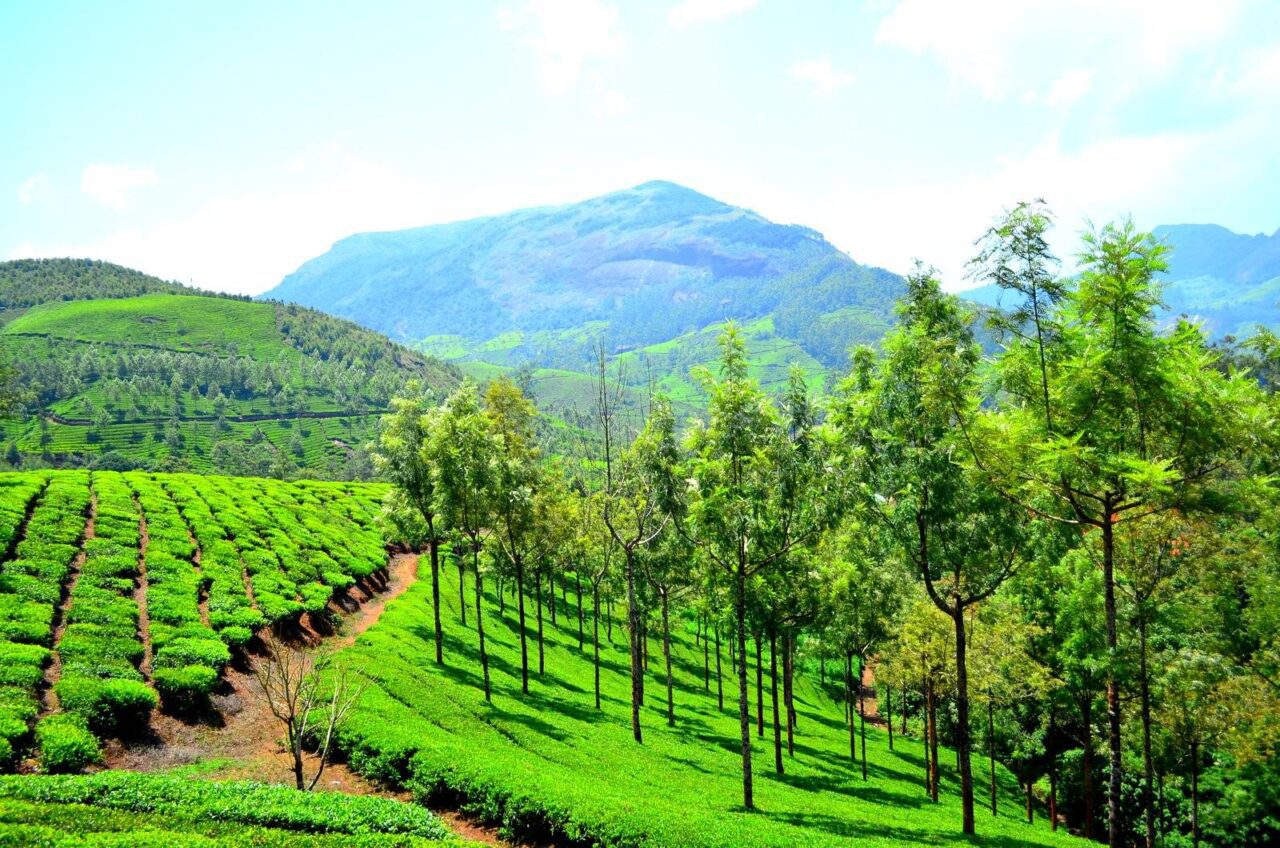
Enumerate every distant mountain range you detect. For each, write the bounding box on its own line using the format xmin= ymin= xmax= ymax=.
xmin=265 ymin=184 xmax=1277 ymax=414
xmin=960 ymin=223 xmax=1280 ymax=338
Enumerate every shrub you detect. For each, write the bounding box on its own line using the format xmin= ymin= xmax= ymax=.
xmin=153 ymin=637 xmax=230 ymax=670
xmin=36 ymin=714 xmax=101 ymax=774
xmin=154 ymin=665 xmax=218 ymax=710
xmin=217 ymin=625 xmax=253 ymax=648
xmin=55 ymin=676 xmax=157 ymax=735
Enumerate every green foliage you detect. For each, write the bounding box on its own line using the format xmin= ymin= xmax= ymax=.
xmin=0 ymin=771 xmax=453 ymax=843
xmin=35 ymin=714 xmax=101 ymax=774
xmin=52 ymin=678 xmax=156 ymax=735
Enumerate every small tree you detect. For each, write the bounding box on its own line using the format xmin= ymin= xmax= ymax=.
xmin=253 ymin=636 xmax=367 ymax=791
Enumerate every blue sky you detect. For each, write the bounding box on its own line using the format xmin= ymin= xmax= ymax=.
xmin=3 ymin=0 xmax=1278 ymax=294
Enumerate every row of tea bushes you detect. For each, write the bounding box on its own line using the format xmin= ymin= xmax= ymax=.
xmin=0 ymin=473 xmax=89 ymax=765
xmin=50 ymin=473 xmax=155 ymax=742
xmin=128 ymin=475 xmax=228 ymax=709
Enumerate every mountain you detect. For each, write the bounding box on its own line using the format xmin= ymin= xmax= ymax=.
xmin=960 ymin=223 xmax=1280 ymax=337
xmin=265 ymin=181 xmax=905 ymax=363
xmin=264 ymin=181 xmax=906 ymax=415
xmin=0 ymin=259 xmax=460 ymax=476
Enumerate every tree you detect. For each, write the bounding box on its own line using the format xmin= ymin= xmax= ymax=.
xmin=676 ymin=326 xmax=835 ymax=810
xmin=595 ymin=353 xmax=671 ymax=743
xmin=980 ymin=221 xmax=1257 ymax=847
xmin=839 ymin=269 xmax=1026 ymax=834
xmin=373 ymin=382 xmax=445 ymax=665
xmin=253 ymin=636 xmax=366 ymax=791
xmin=486 ymin=376 xmax=542 ymax=695
xmin=432 ymin=381 xmax=499 ymax=701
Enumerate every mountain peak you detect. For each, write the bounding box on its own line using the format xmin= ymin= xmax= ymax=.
xmin=263 ymin=185 xmax=895 ymax=351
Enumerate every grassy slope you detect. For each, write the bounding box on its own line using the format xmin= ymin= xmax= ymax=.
xmin=5 ymin=295 xmax=289 ymax=359
xmin=336 ymin=565 xmax=1086 ymax=848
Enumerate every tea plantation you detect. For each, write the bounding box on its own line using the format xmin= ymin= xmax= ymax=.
xmin=0 ymin=470 xmax=390 ymax=771
xmin=0 ymin=771 xmax=463 ymax=846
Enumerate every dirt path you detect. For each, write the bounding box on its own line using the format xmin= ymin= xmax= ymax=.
xmin=43 ymin=491 xmax=96 ymax=712
xmin=133 ymin=496 xmax=153 ymax=681
xmin=101 ymin=550 xmax=513 ymax=847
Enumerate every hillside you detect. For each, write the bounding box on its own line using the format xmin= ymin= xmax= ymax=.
xmin=0 ymin=268 xmax=460 ymax=476
xmin=265 ymin=181 xmax=905 ymax=368
xmin=959 ymin=223 xmax=1280 ymax=337
xmin=333 ymin=563 xmax=1083 ymax=848
xmin=0 ymin=258 xmax=191 ymax=317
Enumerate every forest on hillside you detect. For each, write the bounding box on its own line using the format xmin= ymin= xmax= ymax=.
xmin=371 ymin=205 xmax=1280 ymax=848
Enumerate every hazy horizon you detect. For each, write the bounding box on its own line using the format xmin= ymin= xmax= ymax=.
xmin=4 ymin=1 xmax=1279 ymax=295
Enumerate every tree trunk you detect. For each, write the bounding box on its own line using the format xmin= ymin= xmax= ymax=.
xmin=735 ymin=561 xmax=754 ymax=810
xmin=474 ymin=547 xmax=490 ymax=702
xmin=703 ymin=614 xmax=710 ymax=692
xmin=920 ymin=675 xmax=929 ymax=793
xmin=1082 ymin=694 xmax=1095 ymax=840
xmin=1050 ymin=758 xmax=1058 ymax=832
xmin=1103 ymin=516 xmax=1122 ymax=848
xmin=951 ymin=606 xmax=975 ymax=833
xmin=784 ymin=632 xmax=796 ymax=738
xmin=428 ymin=535 xmax=443 ymax=664
xmin=887 ymin=685 xmax=894 ymax=751
xmin=988 ymin=697 xmax=997 ymax=815
xmin=928 ymin=678 xmax=940 ymax=803
xmin=858 ymin=654 xmax=867 ymax=781
xmin=593 ymin=583 xmax=602 ymax=710
xmin=715 ymin=623 xmax=724 ymax=711
xmin=662 ymin=591 xmax=674 ymax=727
xmin=458 ymin=558 xmax=467 ymax=626
xmin=516 ymin=556 xmax=529 ymax=695
xmin=1191 ymin=739 xmax=1199 ymax=848
xmin=576 ymin=572 xmax=584 ymax=650
xmin=606 ymin=591 xmax=614 ymax=641
xmin=901 ymin=685 xmax=908 ymax=736
xmin=847 ymin=653 xmax=856 ymax=763
xmin=535 ymin=568 xmax=545 ymax=676
xmin=1026 ymin=780 xmax=1033 ymax=824
xmin=290 ymin=721 xmax=305 ymax=790
xmin=756 ymin=635 xmax=765 ymax=738
xmin=625 ymin=550 xmax=642 ymax=744
xmin=1139 ymin=616 xmax=1155 ymax=848
xmin=498 ymin=574 xmax=505 ymax=615
xmin=770 ymin=632 xmax=783 ymax=775
xmin=548 ymin=568 xmax=556 ymax=626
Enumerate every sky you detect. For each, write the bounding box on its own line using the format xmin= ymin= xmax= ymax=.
xmin=2 ymin=0 xmax=1279 ymax=295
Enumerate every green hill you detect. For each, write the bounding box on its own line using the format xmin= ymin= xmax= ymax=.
xmin=0 ymin=268 xmax=460 ymax=477
xmin=0 ymin=258 xmax=191 ymax=318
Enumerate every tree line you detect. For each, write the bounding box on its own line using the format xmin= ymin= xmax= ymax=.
xmin=375 ymin=202 xmax=1280 ymax=848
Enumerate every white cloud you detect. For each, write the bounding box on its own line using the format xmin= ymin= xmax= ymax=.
xmin=1229 ymin=43 xmax=1280 ymax=98
xmin=814 ymin=129 xmax=1205 ymax=290
xmin=875 ymin=0 xmax=1243 ymax=102
xmin=498 ymin=0 xmax=623 ymax=96
xmin=789 ymin=57 xmax=856 ymax=97
xmin=81 ymin=163 xmax=158 ymax=209
xmin=667 ymin=0 xmax=757 ymax=30
xmin=17 ymin=172 xmax=52 ymax=205
xmin=13 ymin=145 xmax=443 ymax=295
xmin=1044 ymin=68 xmax=1093 ymax=108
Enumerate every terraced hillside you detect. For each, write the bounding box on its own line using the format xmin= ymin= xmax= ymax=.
xmin=0 ymin=470 xmax=391 ymax=771
xmin=0 ymin=268 xmax=460 ymax=475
